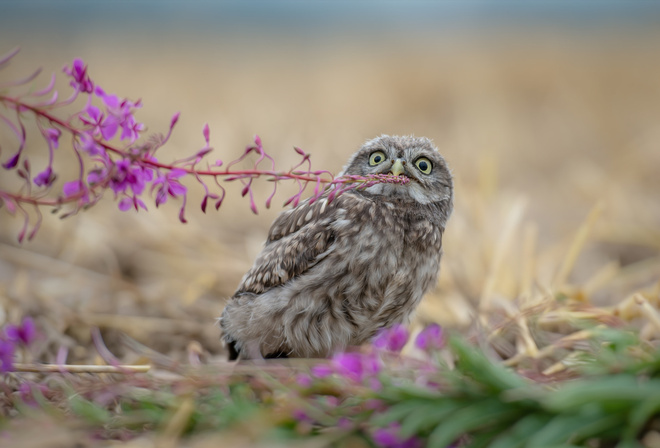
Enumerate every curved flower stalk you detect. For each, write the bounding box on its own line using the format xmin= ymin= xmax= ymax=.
xmin=0 ymin=48 xmax=409 ymax=242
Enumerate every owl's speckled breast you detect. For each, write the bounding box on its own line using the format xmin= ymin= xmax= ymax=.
xmin=328 ymin=193 xmax=445 ymax=342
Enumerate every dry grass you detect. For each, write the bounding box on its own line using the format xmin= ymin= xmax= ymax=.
xmin=1 ymin=28 xmax=660 ymax=426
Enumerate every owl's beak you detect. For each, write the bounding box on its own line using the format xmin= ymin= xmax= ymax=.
xmin=389 ymin=159 xmax=406 ymax=177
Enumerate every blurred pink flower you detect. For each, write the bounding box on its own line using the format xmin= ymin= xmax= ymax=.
xmin=33 ymin=166 xmax=55 ymax=187
xmin=45 ymin=128 xmax=61 ymax=149
xmin=80 ymin=104 xmax=118 ymax=141
xmin=153 ymin=168 xmax=187 ymax=206
xmin=63 ymin=58 xmax=94 ymax=93
xmin=6 ymin=317 xmax=36 ymax=346
xmin=415 ymin=324 xmax=445 ymax=352
xmin=311 ymin=363 xmax=333 ymax=378
xmin=2 ymin=153 xmax=19 ymax=170
xmin=373 ymin=324 xmax=409 ymax=353
xmin=0 ymin=339 xmax=15 ymax=373
xmin=109 ymin=159 xmax=152 ymax=196
xmin=96 ymin=87 xmax=144 ymax=143
xmin=62 ymin=180 xmax=89 ymax=203
xmin=332 ymin=352 xmax=381 ymax=383
xmin=78 ymin=133 xmax=104 ymax=156
xmin=373 ymin=423 xmax=423 ymax=448
xmin=295 ymin=374 xmax=312 ymax=387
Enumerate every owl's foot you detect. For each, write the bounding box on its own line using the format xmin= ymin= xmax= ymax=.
xmin=241 ymin=340 xmax=264 ymax=361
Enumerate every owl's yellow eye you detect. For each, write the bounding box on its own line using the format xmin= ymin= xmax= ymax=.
xmin=369 ymin=151 xmax=387 ymax=166
xmin=415 ymin=157 xmax=432 ymax=174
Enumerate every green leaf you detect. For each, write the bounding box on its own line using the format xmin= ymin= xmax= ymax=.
xmin=399 ymin=400 xmax=461 ymax=438
xmin=371 ymin=399 xmax=429 ymax=427
xmin=527 ymin=412 xmax=622 ymax=446
xmin=570 ymin=413 xmax=624 ymax=442
xmin=615 ymin=440 xmax=644 ymax=448
xmin=621 ymin=398 xmax=660 ymax=442
xmin=467 ymin=427 xmax=505 ymax=448
xmin=450 ymin=336 xmax=527 ymax=392
xmin=543 ymin=375 xmax=660 ymax=413
xmin=427 ymin=398 xmax=519 ymax=448
xmin=68 ymin=395 xmax=111 ymax=425
xmin=488 ymin=414 xmax=552 ymax=448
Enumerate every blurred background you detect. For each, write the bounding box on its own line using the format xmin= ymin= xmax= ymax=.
xmin=1 ymin=1 xmax=660 ymax=364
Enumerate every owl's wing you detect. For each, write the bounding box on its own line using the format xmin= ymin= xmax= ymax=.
xmin=234 ymin=194 xmax=355 ymax=295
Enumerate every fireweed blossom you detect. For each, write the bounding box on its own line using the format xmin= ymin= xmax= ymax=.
xmin=62 ymin=58 xmax=94 ymax=93
xmin=33 ymin=166 xmax=55 ymax=187
xmin=415 ymin=323 xmax=445 ymax=352
xmin=5 ymin=317 xmax=36 ymax=346
xmin=310 ymin=351 xmax=383 ymax=384
xmin=152 ymin=168 xmax=187 ymax=207
xmin=0 ymin=339 xmax=15 ymax=373
xmin=373 ymin=423 xmax=423 ymax=448
xmin=1 ymin=51 xmax=413 ymax=242
xmin=333 ymin=352 xmax=382 ymax=382
xmin=373 ymin=324 xmax=409 ymax=353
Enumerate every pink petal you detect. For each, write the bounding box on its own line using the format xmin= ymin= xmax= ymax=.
xmin=118 ymin=197 xmax=132 ymax=211
xmin=202 ymin=123 xmax=210 ymax=144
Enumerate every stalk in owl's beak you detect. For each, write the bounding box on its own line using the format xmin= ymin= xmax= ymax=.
xmin=389 ymin=159 xmax=406 ymax=177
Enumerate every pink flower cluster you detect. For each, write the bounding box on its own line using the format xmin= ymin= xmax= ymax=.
xmin=0 ymin=49 xmax=413 ymax=242
xmin=309 ymin=324 xmax=446 ymax=386
xmin=0 ymin=317 xmax=37 ymax=373
xmin=59 ymin=59 xmax=190 ymax=218
xmin=302 ymin=323 xmax=446 ymax=448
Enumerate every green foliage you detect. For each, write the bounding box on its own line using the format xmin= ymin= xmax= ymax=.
xmin=3 ymin=327 xmax=660 ymax=446
xmin=370 ymin=330 xmax=660 ymax=447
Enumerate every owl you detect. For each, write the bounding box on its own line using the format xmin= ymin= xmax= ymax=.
xmin=219 ymin=135 xmax=453 ymax=360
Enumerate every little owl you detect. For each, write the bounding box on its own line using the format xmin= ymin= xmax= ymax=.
xmin=219 ymin=135 xmax=453 ymax=359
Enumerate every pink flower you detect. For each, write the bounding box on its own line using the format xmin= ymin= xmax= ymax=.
xmin=2 ymin=153 xmax=19 ymax=170
xmin=109 ymin=159 xmax=153 ymax=196
xmin=96 ymin=87 xmax=144 ymax=143
xmin=78 ymin=133 xmax=104 ymax=156
xmin=373 ymin=423 xmax=423 ymax=448
xmin=295 ymin=374 xmax=312 ymax=387
xmin=311 ymin=351 xmax=382 ymax=383
xmin=373 ymin=324 xmax=409 ymax=353
xmin=331 ymin=352 xmax=381 ymax=383
xmin=415 ymin=324 xmax=445 ymax=352
xmin=333 ymin=352 xmax=364 ymax=381
xmin=33 ymin=167 xmax=55 ymax=187
xmin=152 ymin=169 xmax=187 ymax=206
xmin=63 ymin=58 xmax=94 ymax=93
xmin=45 ymin=128 xmax=61 ymax=149
xmin=311 ymin=363 xmax=333 ymax=378
xmin=292 ymin=409 xmax=311 ymax=423
xmin=0 ymin=339 xmax=15 ymax=373
xmin=118 ymin=195 xmax=147 ymax=212
xmin=62 ymin=180 xmax=88 ymax=201
xmin=80 ymin=104 xmax=118 ymax=141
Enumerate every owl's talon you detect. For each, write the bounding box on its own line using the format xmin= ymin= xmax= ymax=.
xmin=242 ymin=340 xmax=264 ymax=361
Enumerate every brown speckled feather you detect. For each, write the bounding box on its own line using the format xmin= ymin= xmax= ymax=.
xmin=235 ymin=196 xmax=342 ymax=295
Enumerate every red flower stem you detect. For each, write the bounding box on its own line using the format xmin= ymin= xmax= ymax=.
xmin=1 ymin=95 xmax=386 ymax=212
xmin=1 ymin=95 xmax=340 ymax=184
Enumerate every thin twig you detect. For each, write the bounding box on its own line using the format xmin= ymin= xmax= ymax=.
xmin=12 ymin=363 xmax=150 ymax=373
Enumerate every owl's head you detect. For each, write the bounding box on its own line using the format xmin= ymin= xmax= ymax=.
xmin=340 ymin=135 xmax=453 ymax=207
